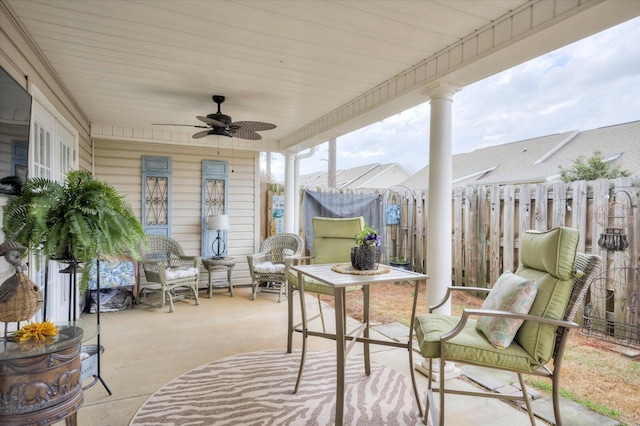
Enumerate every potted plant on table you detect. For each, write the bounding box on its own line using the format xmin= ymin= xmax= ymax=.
xmin=2 ymin=170 xmax=146 ymax=288
xmin=351 ymin=224 xmax=381 ymax=270
xmin=389 ymin=256 xmax=411 ymax=270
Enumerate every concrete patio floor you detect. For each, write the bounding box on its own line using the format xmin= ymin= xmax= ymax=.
xmin=59 ymin=286 xmax=550 ymax=425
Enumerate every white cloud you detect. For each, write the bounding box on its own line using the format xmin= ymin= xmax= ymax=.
xmin=271 ymin=16 xmax=640 ymax=181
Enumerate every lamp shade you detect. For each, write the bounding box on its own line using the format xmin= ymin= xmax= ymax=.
xmin=207 ymin=214 xmax=229 ymax=231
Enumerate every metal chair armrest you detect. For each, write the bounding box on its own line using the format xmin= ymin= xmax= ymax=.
xmin=429 ymin=286 xmax=490 ymax=312
xmin=440 ymin=308 xmax=578 ymax=342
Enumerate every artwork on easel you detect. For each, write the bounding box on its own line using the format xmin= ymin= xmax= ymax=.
xmin=385 ymin=204 xmax=400 ymax=225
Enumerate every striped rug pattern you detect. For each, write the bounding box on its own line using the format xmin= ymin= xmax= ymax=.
xmin=130 ymin=349 xmax=421 ymax=425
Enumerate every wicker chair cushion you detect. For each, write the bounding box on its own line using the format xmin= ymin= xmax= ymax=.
xmin=164 ymin=267 xmax=199 ymax=280
xmin=254 ymin=262 xmax=286 ymax=274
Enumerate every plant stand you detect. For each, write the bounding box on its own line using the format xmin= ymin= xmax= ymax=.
xmin=47 ymin=259 xmax=112 ymax=395
xmin=81 ymin=258 xmax=111 ymax=394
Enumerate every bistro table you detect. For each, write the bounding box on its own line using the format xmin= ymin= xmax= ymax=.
xmin=290 ymin=263 xmax=429 ymax=425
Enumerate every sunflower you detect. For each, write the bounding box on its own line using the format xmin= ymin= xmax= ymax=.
xmin=14 ymin=319 xmax=59 ymax=341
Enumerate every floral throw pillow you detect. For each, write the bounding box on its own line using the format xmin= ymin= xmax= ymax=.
xmin=475 ymin=271 xmax=537 ymax=349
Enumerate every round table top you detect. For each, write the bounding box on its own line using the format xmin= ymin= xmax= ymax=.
xmin=202 ymin=257 xmax=236 ymax=268
xmin=0 ymin=320 xmax=98 ymax=361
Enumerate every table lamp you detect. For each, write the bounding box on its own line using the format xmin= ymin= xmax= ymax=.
xmin=207 ymin=214 xmax=229 ymax=259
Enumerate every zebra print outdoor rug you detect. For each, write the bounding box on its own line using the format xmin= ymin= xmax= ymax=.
xmin=130 ymin=349 xmax=420 ymax=425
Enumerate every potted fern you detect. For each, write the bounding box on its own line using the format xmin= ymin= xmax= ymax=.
xmin=2 ymin=170 xmax=145 ymax=275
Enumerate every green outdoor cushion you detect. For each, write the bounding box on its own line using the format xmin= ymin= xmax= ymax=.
xmin=312 ymin=216 xmax=365 ymax=264
xmin=414 ymin=314 xmax=541 ymax=373
xmin=519 ymin=227 xmax=578 ymax=280
xmin=287 ymin=270 xmax=361 ymax=295
xmin=513 ymin=227 xmax=579 ymax=364
xmin=286 ymin=217 xmax=365 ymax=295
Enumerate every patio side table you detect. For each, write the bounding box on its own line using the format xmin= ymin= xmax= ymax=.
xmin=0 ymin=321 xmax=98 ymax=426
xmin=202 ymin=257 xmax=236 ymax=298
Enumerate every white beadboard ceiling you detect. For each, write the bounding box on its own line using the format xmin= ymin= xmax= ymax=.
xmin=4 ymin=0 xmax=640 ymax=152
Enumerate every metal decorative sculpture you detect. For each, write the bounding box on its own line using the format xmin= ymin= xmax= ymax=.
xmin=595 ymin=189 xmax=635 ymax=251
xmin=0 ymin=241 xmax=42 ymax=322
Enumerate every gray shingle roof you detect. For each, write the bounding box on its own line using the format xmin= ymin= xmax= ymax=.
xmin=401 ymin=120 xmax=640 ymax=188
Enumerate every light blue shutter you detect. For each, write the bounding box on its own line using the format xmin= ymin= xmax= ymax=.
xmin=202 ymin=160 xmax=228 ymax=258
xmin=142 ymin=156 xmax=172 ymax=236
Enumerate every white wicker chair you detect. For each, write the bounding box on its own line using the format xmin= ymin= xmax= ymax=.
xmin=138 ymin=235 xmax=201 ymax=312
xmin=247 ymin=233 xmax=304 ymax=302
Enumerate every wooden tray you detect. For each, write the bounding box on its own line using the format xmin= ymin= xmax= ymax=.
xmin=331 ymin=263 xmax=390 ymax=275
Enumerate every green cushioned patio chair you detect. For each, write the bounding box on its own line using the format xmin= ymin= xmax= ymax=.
xmin=287 ymin=216 xmax=365 ymax=392
xmin=247 ymin=233 xmax=304 ymax=303
xmin=414 ymin=227 xmax=602 ymax=426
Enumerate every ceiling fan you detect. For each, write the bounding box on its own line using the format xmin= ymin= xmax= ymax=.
xmin=155 ymin=95 xmax=276 ymax=140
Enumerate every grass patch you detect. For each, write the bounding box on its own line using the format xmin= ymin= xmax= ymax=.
xmin=526 ymin=379 xmax=622 ymax=421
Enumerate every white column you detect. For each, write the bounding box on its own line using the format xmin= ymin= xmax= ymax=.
xmin=294 ymin=148 xmax=315 ymax=233
xmin=328 ymin=138 xmax=337 ymax=188
xmin=265 ymin=151 xmax=271 ymax=181
xmin=424 ymin=84 xmax=459 ymax=315
xmin=283 ymin=152 xmax=296 ymax=234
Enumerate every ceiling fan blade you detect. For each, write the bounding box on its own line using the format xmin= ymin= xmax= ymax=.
xmin=192 ymin=130 xmax=211 ymax=139
xmin=197 ymin=116 xmax=226 ymax=127
xmin=232 ymin=121 xmax=277 ymax=132
xmin=232 ymin=129 xmax=262 ymax=140
xmin=152 ymin=123 xmax=209 ymax=128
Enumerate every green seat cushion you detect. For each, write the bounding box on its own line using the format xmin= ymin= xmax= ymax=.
xmin=415 ymin=314 xmax=542 ymax=373
xmin=287 ymin=270 xmax=361 ymax=295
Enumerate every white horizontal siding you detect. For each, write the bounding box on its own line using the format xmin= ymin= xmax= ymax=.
xmin=94 ymin=139 xmax=259 ymax=289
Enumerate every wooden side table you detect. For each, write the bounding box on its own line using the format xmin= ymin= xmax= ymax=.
xmin=0 ymin=322 xmax=97 ymax=426
xmin=202 ymin=257 xmax=236 ymax=298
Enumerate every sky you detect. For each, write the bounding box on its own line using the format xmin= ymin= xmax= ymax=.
xmin=267 ymin=15 xmax=640 ymax=181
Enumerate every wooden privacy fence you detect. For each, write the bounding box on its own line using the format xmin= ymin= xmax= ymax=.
xmin=265 ymin=177 xmax=639 ymax=334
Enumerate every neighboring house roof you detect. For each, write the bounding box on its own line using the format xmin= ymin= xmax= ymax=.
xmin=401 ymin=120 xmax=640 ymax=189
xmin=296 ymin=163 xmax=412 ymax=189
xmin=293 ymin=120 xmax=639 ymax=191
